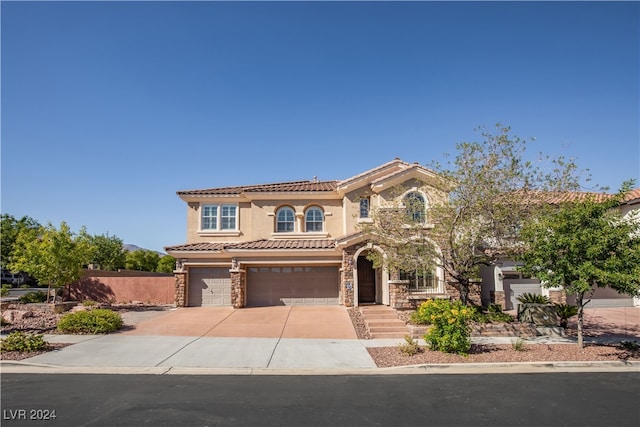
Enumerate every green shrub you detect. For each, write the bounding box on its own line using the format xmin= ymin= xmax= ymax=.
xmin=19 ymin=291 xmax=48 ymax=304
xmin=511 ymin=337 xmax=526 ymax=351
xmin=1 ymin=331 xmax=49 ymax=352
xmin=554 ymin=303 xmax=578 ymax=328
xmin=473 ymin=304 xmax=514 ymax=323
xmin=416 ymin=299 xmax=475 ymax=355
xmin=57 ymin=309 xmax=123 ymax=334
xmin=82 ymin=299 xmax=98 ymax=307
xmin=620 ymin=340 xmax=639 ymax=351
xmin=398 ymin=335 xmax=422 ymax=356
xmin=1 ymin=284 xmax=10 ymax=297
xmin=516 ymin=293 xmax=550 ymax=304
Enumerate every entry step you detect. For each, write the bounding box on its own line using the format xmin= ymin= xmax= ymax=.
xmin=359 ymin=305 xmax=409 ymax=339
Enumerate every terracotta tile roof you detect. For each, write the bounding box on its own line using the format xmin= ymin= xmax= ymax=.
xmin=337 ymin=158 xmax=409 ymax=187
xmin=227 ymin=239 xmax=336 ymax=250
xmin=524 ymin=188 xmax=640 ymax=205
xmin=533 ymin=191 xmax=612 ymax=204
xmin=623 ymin=188 xmax=640 ymax=203
xmin=164 ymin=242 xmax=226 ymax=252
xmin=178 ymin=181 xmax=338 ymax=196
xmin=166 ymin=239 xmax=337 ymax=252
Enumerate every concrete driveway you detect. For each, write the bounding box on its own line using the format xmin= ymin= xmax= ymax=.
xmin=119 ymin=306 xmax=358 ymax=339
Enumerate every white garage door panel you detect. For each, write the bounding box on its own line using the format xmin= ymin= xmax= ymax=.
xmin=247 ymin=266 xmax=339 ymax=306
xmin=505 ymin=281 xmax=542 ymax=311
xmin=188 ymin=267 xmax=232 ymax=307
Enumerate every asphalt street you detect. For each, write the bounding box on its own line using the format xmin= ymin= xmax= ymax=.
xmin=2 ymin=372 xmax=639 ymax=426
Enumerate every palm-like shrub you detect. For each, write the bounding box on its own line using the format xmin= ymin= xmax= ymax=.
xmin=554 ymin=303 xmax=579 ymax=328
xmin=516 ymin=293 xmax=550 ymax=304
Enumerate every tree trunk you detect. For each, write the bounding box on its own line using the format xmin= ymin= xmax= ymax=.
xmin=576 ymin=292 xmax=584 ymax=348
xmin=457 ymin=278 xmax=470 ymax=305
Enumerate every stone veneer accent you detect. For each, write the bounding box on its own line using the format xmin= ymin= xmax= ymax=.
xmin=548 ymin=290 xmax=566 ymax=305
xmin=174 ymin=272 xmax=186 ymax=307
xmin=491 ymin=290 xmax=506 ymax=310
xmin=340 ymin=248 xmax=356 ymax=307
xmin=443 ymin=277 xmax=481 ymax=306
xmin=230 ymin=270 xmax=246 ymax=308
xmin=389 ymin=280 xmax=413 ymax=310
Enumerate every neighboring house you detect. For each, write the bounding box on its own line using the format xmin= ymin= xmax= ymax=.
xmin=166 ymin=159 xmax=453 ymax=309
xmin=480 ymin=188 xmax=640 ymax=309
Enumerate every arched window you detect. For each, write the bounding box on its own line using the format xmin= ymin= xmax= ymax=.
xmin=276 ymin=207 xmax=295 ymax=232
xmin=404 ymin=192 xmax=425 ymax=223
xmin=305 ymin=207 xmax=324 ymax=232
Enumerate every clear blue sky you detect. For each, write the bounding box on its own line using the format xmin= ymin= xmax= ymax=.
xmin=2 ymin=1 xmax=638 ymax=253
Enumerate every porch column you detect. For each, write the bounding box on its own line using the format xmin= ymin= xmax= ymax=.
xmin=545 ymin=286 xmax=566 ymax=305
xmin=230 ymin=269 xmax=246 ymax=308
xmin=340 ymin=248 xmax=356 ymax=307
xmin=174 ymin=271 xmax=187 ymax=307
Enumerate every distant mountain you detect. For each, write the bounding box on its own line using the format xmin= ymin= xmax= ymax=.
xmin=123 ymin=244 xmax=166 ymax=256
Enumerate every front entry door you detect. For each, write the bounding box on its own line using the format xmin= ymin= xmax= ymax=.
xmin=357 ymin=257 xmax=376 ymax=304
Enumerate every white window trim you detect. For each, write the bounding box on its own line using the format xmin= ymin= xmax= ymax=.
xmin=275 ymin=206 xmax=296 ymax=233
xmin=199 ymin=203 xmax=239 ymax=234
xmin=304 ymin=206 xmax=325 ymax=233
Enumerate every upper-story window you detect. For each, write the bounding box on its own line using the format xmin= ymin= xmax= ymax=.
xmin=359 ymin=198 xmax=370 ymax=218
xmin=305 ymin=207 xmax=324 ymax=232
xmin=276 ymin=207 xmax=295 ymax=232
xmin=201 ymin=204 xmax=237 ymax=231
xmin=404 ymin=192 xmax=425 ymax=223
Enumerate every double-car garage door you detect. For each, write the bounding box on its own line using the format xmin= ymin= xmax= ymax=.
xmin=187 ymin=266 xmax=339 ymax=307
xmin=247 ymin=266 xmax=339 ymax=306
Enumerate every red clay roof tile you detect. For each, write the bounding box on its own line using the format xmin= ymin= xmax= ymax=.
xmin=166 ymin=239 xmax=337 ymax=252
xmin=178 ymin=181 xmax=338 ymax=196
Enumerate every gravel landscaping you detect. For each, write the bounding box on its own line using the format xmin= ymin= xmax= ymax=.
xmin=347 ymin=307 xmax=640 ymax=367
xmin=2 ymin=305 xmax=638 ymax=365
xmin=368 ymin=343 xmax=640 ymax=367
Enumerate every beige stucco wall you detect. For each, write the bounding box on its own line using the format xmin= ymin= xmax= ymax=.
xmin=181 ymin=172 xmax=449 ymax=244
xmin=185 ymin=197 xmax=345 ymax=243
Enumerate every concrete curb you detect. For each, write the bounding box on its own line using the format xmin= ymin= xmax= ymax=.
xmin=2 ymin=360 xmax=639 ymax=376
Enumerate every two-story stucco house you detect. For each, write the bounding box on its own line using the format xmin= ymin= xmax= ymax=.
xmin=166 ymin=159 xmax=452 ymax=309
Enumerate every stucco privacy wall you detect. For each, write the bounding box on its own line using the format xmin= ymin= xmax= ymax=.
xmin=69 ymin=270 xmax=175 ymax=305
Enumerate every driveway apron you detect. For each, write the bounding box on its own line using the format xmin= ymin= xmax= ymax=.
xmin=120 ymin=305 xmax=357 ymax=339
xmin=19 ymin=306 xmax=372 ymax=369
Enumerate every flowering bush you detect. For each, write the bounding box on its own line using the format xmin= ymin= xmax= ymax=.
xmin=414 ymin=299 xmax=475 ymax=355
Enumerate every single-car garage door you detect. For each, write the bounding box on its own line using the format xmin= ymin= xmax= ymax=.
xmin=504 ymin=280 xmax=542 ymax=311
xmin=246 ymin=266 xmax=339 ymax=306
xmin=188 ymin=267 xmax=232 ymax=307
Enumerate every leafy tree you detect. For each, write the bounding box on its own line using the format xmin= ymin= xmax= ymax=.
xmin=8 ymin=222 xmax=93 ymax=302
xmin=518 ymin=182 xmax=640 ymax=347
xmin=361 ymin=189 xmax=441 ymax=285
xmin=429 ymin=125 xmax=584 ymax=304
xmin=361 ymin=124 xmax=582 ymax=305
xmin=0 ymin=214 xmax=41 ymax=269
xmin=125 ymin=249 xmax=160 ymax=272
xmin=89 ymin=233 xmax=126 ymax=271
xmin=156 ymin=255 xmax=176 ymax=273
